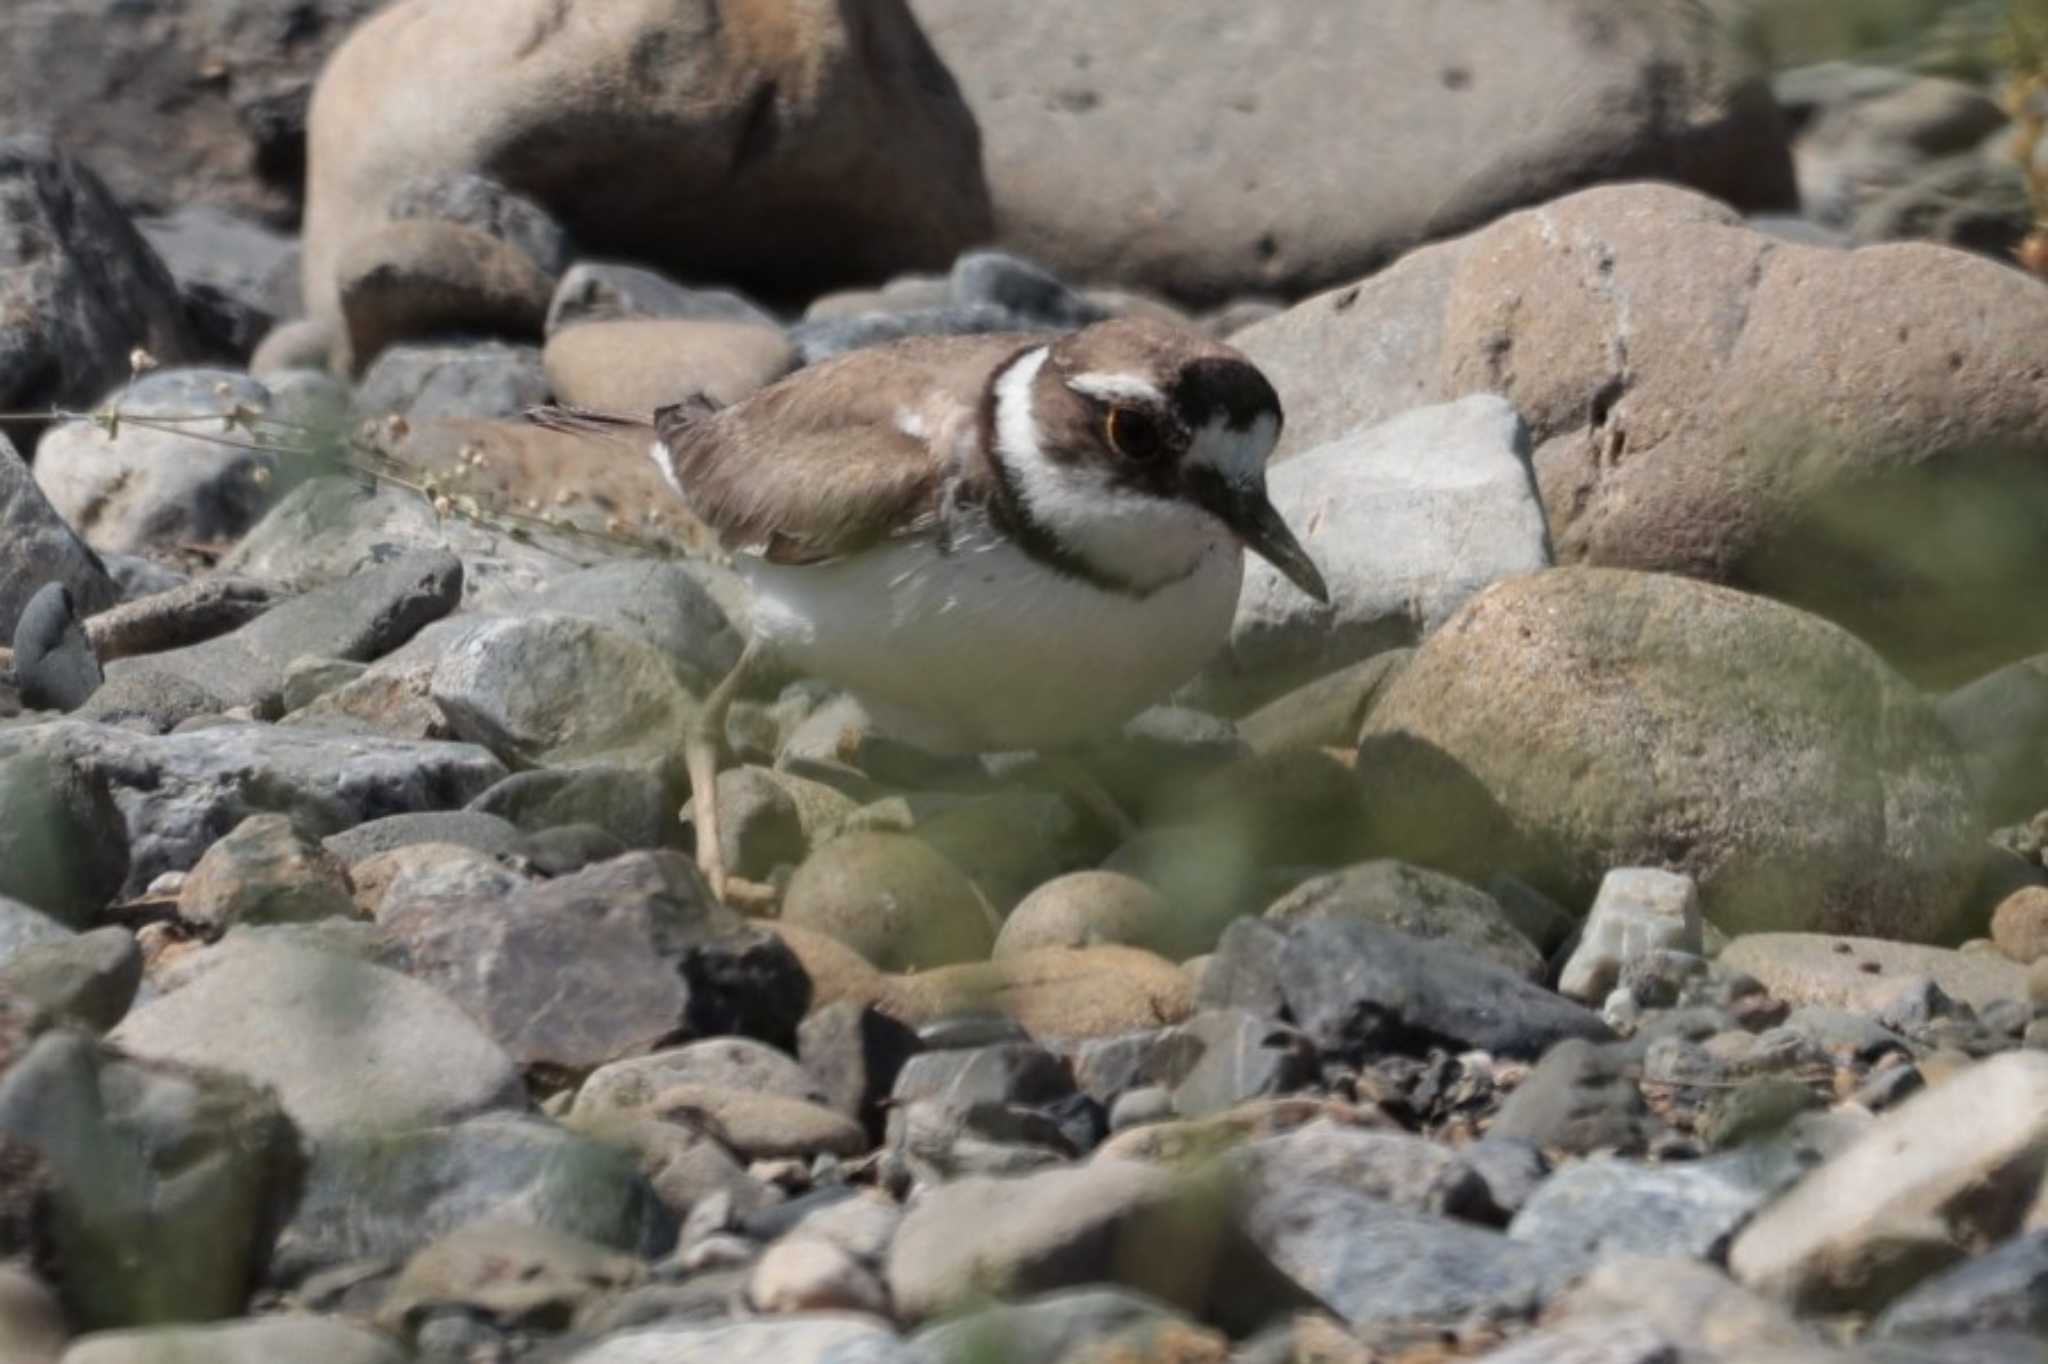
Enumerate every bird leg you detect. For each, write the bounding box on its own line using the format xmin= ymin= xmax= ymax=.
xmin=685 ymin=637 xmax=773 ymax=908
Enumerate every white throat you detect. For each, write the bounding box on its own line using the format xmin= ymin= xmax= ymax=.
xmin=991 ymin=346 xmax=1237 ymax=595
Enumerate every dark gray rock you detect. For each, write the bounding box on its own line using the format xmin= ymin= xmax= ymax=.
xmin=1265 ymin=860 xmax=1545 ymax=981
xmin=1938 ymin=655 xmax=2048 ymax=824
xmin=12 ymin=582 xmax=101 ymax=712
xmin=0 ymin=719 xmax=506 ymax=895
xmin=321 ymin=810 xmax=526 ymax=866
xmin=546 ymin=261 xmax=782 ymax=335
xmin=219 ymin=475 xmax=571 ymax=606
xmin=106 ymin=549 xmax=462 ymax=713
xmin=354 ymin=340 xmax=549 ymax=422
xmin=0 ymin=926 xmax=140 ymax=1031
xmin=1489 ymin=1039 xmax=1656 ymax=1155
xmin=270 ymin=1112 xmax=674 ymax=1286
xmin=1166 ymin=1009 xmax=1318 ymax=1119
xmin=948 ymin=250 xmax=1108 ymax=329
xmin=798 ymin=1001 xmax=923 ymax=1142
xmin=0 ymin=431 xmax=117 ymax=644
xmin=1457 ymin=1137 xmax=1552 ymax=1223
xmin=1241 ymin=1180 xmax=1571 ymax=1336
xmin=1238 ymin=1119 xmax=1492 ymax=1222
xmin=521 ymin=560 xmax=744 ymax=684
xmin=136 ymin=204 xmax=299 ymax=335
xmin=382 ymin=850 xmax=810 ymax=1069
xmin=911 ymin=1287 xmax=1198 ymax=1364
xmin=1506 ymin=1157 xmax=1764 ymax=1269
xmin=469 ymin=764 xmax=686 ymax=852
xmin=111 ymin=935 xmax=526 ymax=1139
xmin=0 ymin=896 xmax=72 ymax=964
xmin=0 ymin=746 xmax=128 ymax=925
xmin=790 ymin=303 xmax=1028 ymax=366
xmin=891 ymin=1041 xmax=1076 ymax=1112
xmin=886 ymin=1157 xmax=1310 ymax=1334
xmin=388 ymin=173 xmax=574 ymax=279
xmin=73 ymin=667 xmax=224 ymax=734
xmin=515 ymin=822 xmax=629 ymax=876
xmin=1873 ymin=1228 xmax=2048 ymax=1341
xmin=1201 ymin=916 xmax=1611 ymax=1062
xmin=101 ymin=552 xmax=189 ymax=601
xmin=0 ymin=136 xmax=195 ymax=426
xmin=0 ymin=1030 xmax=298 ymax=1330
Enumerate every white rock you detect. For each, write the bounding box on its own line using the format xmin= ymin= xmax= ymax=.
xmin=1199 ymin=394 xmax=1550 ymax=709
xmin=1558 ymin=868 xmax=1703 ymax=1004
xmin=750 ymin=1237 xmax=889 ymax=1316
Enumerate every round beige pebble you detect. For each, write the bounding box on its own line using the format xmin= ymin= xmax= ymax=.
xmin=1992 ymin=885 xmax=2048 ymax=964
xmin=993 ymin=870 xmax=1182 ymax=961
xmin=749 ymin=1236 xmax=888 ymax=1316
xmin=780 ymin=832 xmax=997 ymax=973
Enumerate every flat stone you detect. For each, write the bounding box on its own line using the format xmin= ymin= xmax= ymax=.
xmin=1201 ymin=916 xmax=1610 ymax=1062
xmin=110 ymin=550 xmax=463 ymax=713
xmin=34 ymin=370 xmax=278 ymax=557
xmin=322 ymin=810 xmax=525 ymax=866
xmin=1507 ymin=1156 xmax=1764 ymax=1269
xmin=355 ymin=339 xmax=549 ymax=422
xmin=0 ymin=719 xmax=506 ymax=896
xmin=885 ymin=946 xmax=1197 ymax=1043
xmin=544 ymin=318 xmax=796 ymax=417
xmin=60 ymin=1318 xmax=406 ymax=1364
xmin=1236 ymin=1118 xmax=1490 ymax=1220
xmin=1488 ymin=1039 xmax=1656 ymax=1155
xmin=430 ymin=613 xmax=700 ymax=768
xmin=0 ymin=1032 xmax=295 ymax=1330
xmin=176 ymin=813 xmax=355 ymax=932
xmin=577 ymin=1038 xmax=828 ymax=1114
xmin=1729 ymin=1051 xmax=2048 ymax=1310
xmin=270 ymin=1113 xmax=673 ymax=1286
xmin=910 ymin=1288 xmax=1211 ymax=1364
xmin=1719 ymin=934 xmax=2030 ymax=1014
xmin=1240 ymin=1178 xmax=1571 ymax=1335
xmin=563 ymin=1316 xmax=898 ymax=1364
xmin=1872 ymin=1227 xmax=2048 ymax=1341
xmin=0 ymin=927 xmax=141 ymax=1032
xmin=1265 ymin=859 xmax=1544 ymax=981
xmin=887 ymin=1158 xmax=1305 ymax=1334
xmin=1236 ymin=650 xmax=1414 ymax=757
xmin=614 ymin=1085 xmax=867 ymax=1160
xmin=546 ymin=262 xmax=781 ymax=334
xmin=383 ymin=850 xmax=811 ymax=1068
xmin=110 ymin=936 xmax=526 ymax=1139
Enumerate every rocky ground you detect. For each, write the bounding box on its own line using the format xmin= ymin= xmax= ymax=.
xmin=3 ymin=1 xmax=2048 ymax=1362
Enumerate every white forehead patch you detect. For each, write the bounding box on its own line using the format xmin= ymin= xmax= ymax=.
xmin=1185 ymin=411 xmax=1280 ymax=485
xmin=1067 ymin=371 xmax=1167 ymax=407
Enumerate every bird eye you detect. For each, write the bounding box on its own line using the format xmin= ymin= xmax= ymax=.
xmin=1105 ymin=406 xmax=1169 ymax=462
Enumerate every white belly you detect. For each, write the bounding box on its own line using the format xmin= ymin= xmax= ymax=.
xmin=740 ymin=530 xmax=1244 ymax=754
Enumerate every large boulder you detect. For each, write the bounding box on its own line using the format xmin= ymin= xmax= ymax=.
xmin=906 ymin=0 xmax=1791 ymax=304
xmin=0 ymin=138 xmax=196 ymax=428
xmin=1236 ymin=182 xmax=2048 ymax=685
xmin=1356 ymin=568 xmax=1981 ymax=940
xmin=302 ymin=0 xmax=991 ymax=332
xmin=0 ymin=1 xmax=384 ymax=225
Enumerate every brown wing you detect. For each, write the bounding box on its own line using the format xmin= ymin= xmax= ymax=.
xmin=654 ymin=332 xmax=1047 ymax=564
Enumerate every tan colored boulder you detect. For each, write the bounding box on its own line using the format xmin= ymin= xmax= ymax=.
xmin=335 ymin=220 xmax=554 ymax=374
xmin=1358 ymin=567 xmax=1980 ymax=939
xmin=884 ymin=945 xmax=1195 ymax=1042
xmin=543 ymin=319 xmax=796 ymax=418
xmin=304 ymin=0 xmax=991 ymax=330
xmin=908 ymin=0 xmax=1789 ymax=304
xmin=1238 ymin=182 xmax=2048 ymax=684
